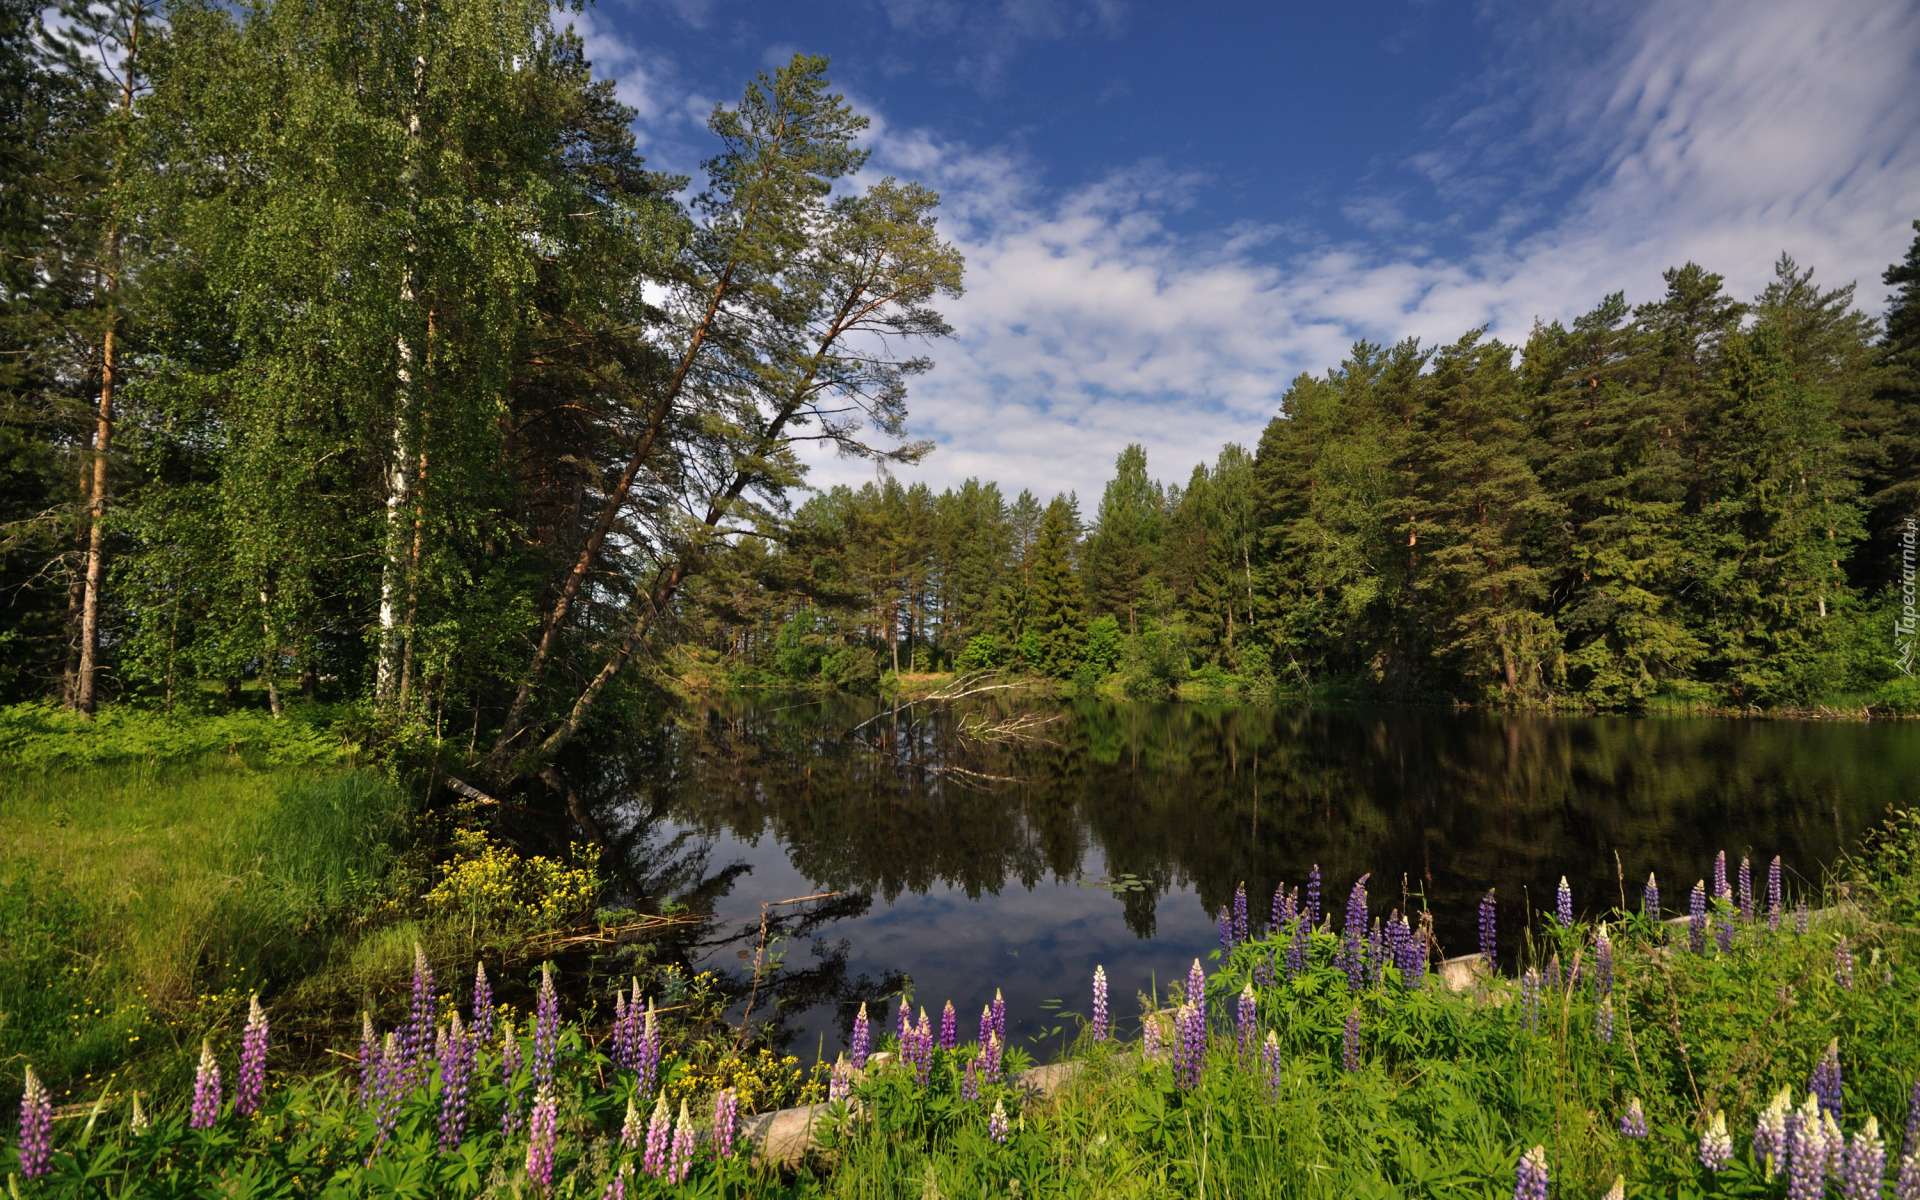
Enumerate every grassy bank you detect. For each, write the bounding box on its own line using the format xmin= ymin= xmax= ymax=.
xmin=11 ymin=803 xmax=1918 ymax=1197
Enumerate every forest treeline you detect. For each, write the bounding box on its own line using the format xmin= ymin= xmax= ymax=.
xmin=3 ymin=0 xmax=1918 ymax=745
xmin=679 ymin=246 xmax=1920 ymax=710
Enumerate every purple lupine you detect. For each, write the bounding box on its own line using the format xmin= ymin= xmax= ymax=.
xmin=1271 ymin=882 xmax=1288 ymax=930
xmin=1367 ymin=917 xmax=1386 ymax=988
xmin=1520 ymin=969 xmax=1542 ymax=1034
xmin=635 ymin=999 xmax=660 ymax=1096
xmin=1754 ymin=1087 xmax=1792 ymax=1171
xmin=1595 ymin=925 xmax=1615 ymax=999
xmin=1896 ymin=1148 xmax=1919 ymax=1200
xmin=237 ymin=994 xmax=269 ymax=1117
xmin=1619 ymin=1097 xmax=1648 ymax=1138
xmin=1233 ymin=881 xmax=1250 ymax=944
xmin=1556 ymin=876 xmax=1573 ymax=927
xmin=612 ymin=990 xmax=630 ymax=1071
xmin=830 ymin=1056 xmax=854 ymax=1103
xmin=992 ymin=989 xmax=1007 ymax=1047
xmin=1812 ymin=1039 xmax=1844 ymax=1118
xmin=851 ymin=1002 xmax=871 ymax=1070
xmin=983 ymin=1031 xmax=1004 ymax=1080
xmin=619 ymin=1096 xmax=642 ymax=1151
xmin=1789 ymin=1096 xmax=1835 ymax=1200
xmin=643 ymin=1093 xmax=672 ymax=1178
xmin=1545 ymin=954 xmax=1562 ymax=992
xmin=1341 ymin=1006 xmax=1361 ymax=1072
xmin=1796 ymin=898 xmax=1811 ymax=936
xmin=498 ymin=1030 xmax=525 ymax=1136
xmin=1260 ymin=1029 xmax=1283 ymax=1099
xmin=1185 ymin=959 xmax=1207 ymax=1028
xmin=1714 ymin=851 xmax=1730 ymax=904
xmin=667 ymin=1101 xmax=695 ymax=1185
xmin=1716 ymin=906 xmax=1735 ymax=953
xmin=1286 ymin=913 xmax=1309 ymax=980
xmin=988 ymin=1098 xmax=1009 ymax=1144
xmin=1478 ymin=891 xmax=1498 ymax=971
xmin=602 ymin=1172 xmax=627 ymax=1200
xmin=438 ymin=1011 xmax=474 ymax=1151
xmin=1739 ymin=856 xmax=1754 ymax=923
xmin=372 ymin=1032 xmax=403 ymax=1154
xmin=1906 ymin=1077 xmax=1920 ymax=1160
xmin=1644 ymin=872 xmax=1660 ymax=918
xmin=533 ymin=964 xmax=559 ymax=1096
xmin=941 ymin=1000 xmax=957 ymax=1051
xmin=1173 ymin=1002 xmax=1206 ymax=1090
xmin=1307 ymin=864 xmax=1322 ymax=927
xmin=1253 ymin=947 xmax=1273 ymax=988
xmin=1141 ymin=1012 xmax=1164 ymax=1062
xmin=359 ymin=1012 xmax=379 ymax=1107
xmin=1842 ymin=1117 xmax=1886 ymax=1200
xmin=912 ymin=1008 xmax=934 ymax=1085
xmin=978 ymin=1005 xmax=996 ymax=1071
xmin=1836 ymin=938 xmax=1856 ymax=990
xmin=1700 ymin=1110 xmax=1733 ymax=1172
xmin=1218 ymin=907 xmax=1235 ymax=954
xmin=1236 ymin=983 xmax=1257 ymax=1053
xmin=526 ymin=1087 xmax=557 ymax=1192
xmin=405 ymin=944 xmax=435 ymax=1086
xmin=1092 ymin=966 xmax=1109 ymax=1043
xmin=1514 ymin=1144 xmax=1550 ymax=1200
xmin=472 ymin=962 xmax=495 ymax=1045
xmin=15 ymin=1066 xmax=51 ymax=1180
xmin=191 ymin=1039 xmax=223 ymax=1130
xmin=713 ymin=1087 xmax=738 ymax=1159
xmin=1596 ymin=996 xmax=1614 ymax=1044
xmin=1769 ymin=857 xmax=1784 ymax=931
xmin=1339 ymin=875 xmax=1370 ymax=992
xmin=897 ymin=995 xmax=912 ymax=1045
xmin=1689 ymin=881 xmax=1708 ymax=955
xmin=961 ymin=1057 xmax=979 ymax=1101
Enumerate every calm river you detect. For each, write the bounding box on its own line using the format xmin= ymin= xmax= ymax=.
xmin=583 ymin=698 xmax=1918 ymax=1060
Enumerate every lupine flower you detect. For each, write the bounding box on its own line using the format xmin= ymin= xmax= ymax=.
xmin=130 ymin=1090 xmax=148 ymax=1133
xmin=1716 ymin=907 xmax=1735 ymax=953
xmin=1836 ymin=938 xmax=1856 ymax=990
xmin=1520 ymin=969 xmax=1542 ymax=1032
xmin=1796 ymin=899 xmax=1811 ymax=935
xmin=1173 ymin=1002 xmax=1206 ymax=1090
xmin=1233 ymin=881 xmax=1250 ymax=945
xmin=1556 ymin=877 xmax=1573 ymax=927
xmin=988 ymin=1098 xmax=1009 ymax=1144
xmin=237 ymin=994 xmax=269 ymax=1117
xmin=1254 ymin=951 xmax=1275 ymax=989
xmin=533 ymin=964 xmax=559 ymax=1096
xmin=1478 ymin=891 xmax=1498 ymax=971
xmin=941 ymin=1000 xmax=957 ymax=1051
xmin=1185 ymin=959 xmax=1207 ymax=1027
xmin=1842 ymin=1116 xmax=1886 ymax=1200
xmin=359 ymin=1012 xmax=379 ymax=1107
xmin=1092 ymin=967 xmax=1109 ymax=1042
xmin=439 ymin=1011 xmax=474 ymax=1151
xmin=623 ymin=979 xmax=645 ymax=1073
xmin=1766 ymin=856 xmax=1783 ymax=927
xmin=1595 ymin=924 xmax=1614 ymax=999
xmin=713 ymin=1087 xmax=738 ymax=1159
xmin=1754 ymin=1087 xmax=1792 ymax=1174
xmin=191 ymin=1039 xmax=223 ymax=1130
xmin=1271 ymin=882 xmax=1288 ymax=930
xmin=1286 ymin=914 xmax=1309 ymax=980
xmin=1596 ymin=996 xmax=1614 ymax=1044
xmin=851 ymin=1002 xmax=871 ymax=1070
xmin=1739 ymin=856 xmax=1754 ymax=922
xmin=1602 ymin=1176 xmax=1625 ymax=1200
xmin=912 ymin=1009 xmax=934 ymax=1085
xmin=1218 ymin=907 xmax=1234 ymax=954
xmin=1514 ymin=1144 xmax=1549 ymax=1200
xmin=15 ymin=1066 xmax=51 ymax=1179
xmin=1342 ymin=1006 xmax=1361 ymax=1072
xmin=472 ymin=962 xmax=495 ymax=1044
xmin=404 ymin=944 xmax=435 ymax=1087
xmin=1896 ymin=1148 xmax=1919 ymax=1200
xmin=897 ymin=995 xmax=912 ymax=1044
xmin=612 ymin=990 xmax=631 ymax=1071
xmin=1367 ymin=917 xmax=1386 ymax=988
xmin=830 ymin=1056 xmax=853 ymax=1103
xmin=961 ymin=1057 xmax=980 ymax=1101
xmin=983 ymin=1031 xmax=1004 ymax=1080
xmin=602 ymin=1170 xmax=627 ymax=1200
xmin=1906 ymin=1077 xmax=1920 ymax=1159
xmin=1236 ymin=983 xmax=1257 ymax=1053
xmin=667 ymin=1101 xmax=695 ymax=1184
xmin=1700 ymin=1110 xmax=1733 ymax=1171
xmin=526 ymin=1086 xmax=557 ymax=1192
xmin=1339 ymin=875 xmax=1370 ymax=992
xmin=499 ymin=1031 xmax=525 ymax=1137
xmin=643 ymin=1093 xmax=672 ymax=1177
xmin=621 ymin=1096 xmax=643 ymax=1150
xmin=1142 ymin=1011 xmax=1164 ymax=1062
xmin=372 ymin=1032 xmax=403 ymax=1153
xmin=1812 ymin=1039 xmax=1843 ymax=1118
xmin=992 ymin=989 xmax=1007 ymax=1046
xmin=1789 ymin=1093 xmax=1830 ymax=1200
xmin=1644 ymin=872 xmax=1660 ymax=918
xmin=1690 ymin=881 xmax=1708 ymax=955
xmin=1619 ymin=1097 xmax=1648 ymax=1138
xmin=1714 ymin=851 xmax=1729 ymax=903
xmin=1261 ymin=1030 xmax=1282 ymax=1099
xmin=1544 ymin=954 xmax=1562 ymax=992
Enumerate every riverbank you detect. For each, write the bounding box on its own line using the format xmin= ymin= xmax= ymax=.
xmin=11 ymin=807 xmax=1917 ymax=1197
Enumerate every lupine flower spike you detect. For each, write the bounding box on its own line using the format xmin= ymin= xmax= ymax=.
xmin=1339 ymin=876 xmax=1370 ymax=992
xmin=897 ymin=995 xmax=912 ymax=1044
xmin=1841 ymin=1116 xmax=1885 ymax=1200
xmin=16 ymin=1065 xmax=52 ymax=1179
xmin=1812 ymin=1039 xmax=1844 ymax=1118
xmin=714 ymin=1087 xmax=739 ymax=1159
xmin=620 ymin=1096 xmax=642 ymax=1150
xmin=472 ymin=962 xmax=494 ymax=1044
xmin=1520 ymin=969 xmax=1542 ymax=1033
xmin=237 ymin=994 xmax=269 ymax=1116
xmin=1514 ymin=1144 xmax=1549 ymax=1200
xmin=359 ymin=1012 xmax=379 ymax=1107
xmin=643 ymin=1093 xmax=672 ymax=1178
xmin=1287 ymin=913 xmax=1309 ymax=980
xmin=1342 ymin=1007 xmax=1361 ymax=1072
xmin=1233 ymin=881 xmax=1249 ymax=944
xmin=439 ymin=1010 xmax=474 ymax=1151
xmin=961 ymin=1056 xmax=980 ymax=1101
xmin=1835 ymin=938 xmax=1856 ymax=990
xmin=992 ymin=989 xmax=1007 ymax=1045
xmin=1092 ymin=966 xmax=1109 ymax=1042
xmin=1796 ymin=898 xmax=1811 ymax=935
xmin=1768 ymin=856 xmax=1784 ymax=931
xmin=1700 ymin=1110 xmax=1733 ymax=1171
xmin=1714 ymin=851 xmax=1729 ymax=903
xmin=1753 ymin=1086 xmax=1792 ymax=1175
xmin=667 ymin=1101 xmax=695 ymax=1185
xmin=1789 ymin=1092 xmax=1829 ymax=1200
xmin=1556 ymin=877 xmax=1572 ymax=927
xmin=130 ymin=1090 xmax=148 ymax=1133
xmin=1307 ymin=864 xmax=1322 ymax=927
xmin=406 ymin=944 xmax=435 ymax=1085
xmin=1596 ymin=996 xmax=1614 ymax=1044
xmin=1141 ymin=1011 xmax=1163 ymax=1062
xmin=1602 ymin=1176 xmax=1625 ymax=1200
xmin=192 ymin=1039 xmax=223 ymax=1129
xmin=1906 ymin=1077 xmax=1920 ymax=1158
xmin=851 ymin=1002 xmax=871 ymax=1070
xmin=1218 ymin=907 xmax=1234 ymax=954
xmin=1478 ymin=891 xmax=1498 ymax=970
xmin=1186 ymin=959 xmax=1207 ymax=1025
xmin=1237 ymin=983 xmax=1257 ymax=1053
xmin=1261 ymin=1030 xmax=1282 ymax=1099
xmin=533 ymin=963 xmax=560 ymax=1095
xmin=498 ymin=1027 xmax=524 ymax=1136
xmin=1739 ymin=856 xmax=1754 ymax=922
xmin=1895 ymin=1146 xmax=1919 ymax=1200
xmin=1717 ymin=902 xmax=1735 ymax=952
xmin=1174 ymin=1002 xmax=1205 ymax=1090
xmin=830 ymin=1056 xmax=853 ymax=1103
xmin=1619 ymin=1097 xmax=1647 ymax=1138
xmin=941 ymin=1000 xmax=957 ymax=1051
xmin=1689 ymin=881 xmax=1708 ymax=955
xmin=988 ymin=1098 xmax=1009 ymax=1144
xmin=1644 ymin=872 xmax=1660 ymax=918
xmin=526 ymin=1087 xmax=557 ymax=1191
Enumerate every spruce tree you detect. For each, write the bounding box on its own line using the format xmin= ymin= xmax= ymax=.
xmin=1025 ymin=493 xmax=1084 ymax=677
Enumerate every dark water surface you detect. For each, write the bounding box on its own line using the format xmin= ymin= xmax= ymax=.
xmin=587 ymin=699 xmax=1918 ymax=1060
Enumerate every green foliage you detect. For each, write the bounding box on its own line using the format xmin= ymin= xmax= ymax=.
xmin=0 ymin=701 xmax=352 ymax=768
xmin=956 ymin=634 xmax=1004 ymax=671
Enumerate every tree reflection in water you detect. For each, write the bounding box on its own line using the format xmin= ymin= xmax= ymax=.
xmin=566 ymin=696 xmax=1915 ymax=1055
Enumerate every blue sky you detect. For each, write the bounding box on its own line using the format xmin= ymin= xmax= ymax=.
xmin=572 ymin=0 xmax=1920 ymax=502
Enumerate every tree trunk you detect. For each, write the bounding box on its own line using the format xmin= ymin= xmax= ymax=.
xmin=375 ymin=65 xmax=424 ymax=704
xmin=73 ymin=326 xmax=116 ymax=715
xmin=62 ymin=423 xmax=95 ymax=704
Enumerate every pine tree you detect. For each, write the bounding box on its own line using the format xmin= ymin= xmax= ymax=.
xmin=1084 ymin=445 xmax=1162 ymax=633
xmin=1025 ymin=493 xmax=1084 ymax=677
